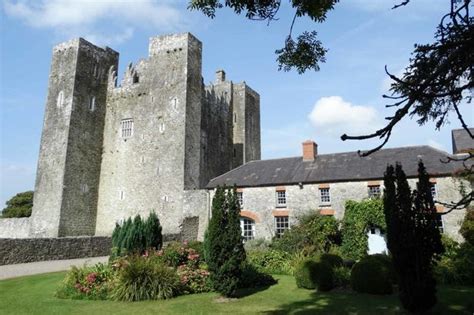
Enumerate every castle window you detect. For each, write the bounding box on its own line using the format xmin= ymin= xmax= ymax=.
xmin=56 ymin=91 xmax=64 ymax=108
xmin=163 ymin=195 xmax=169 ymax=202
xmin=234 ymin=113 xmax=237 ymax=123
xmin=368 ymin=185 xmax=381 ymax=198
xmin=171 ymin=97 xmax=179 ymax=110
xmin=89 ymin=96 xmax=96 ymax=111
xmin=93 ymin=64 xmax=98 ymax=77
xmin=276 ymin=191 xmax=286 ymax=208
xmin=320 ymin=188 xmax=331 ymax=203
xmin=275 ymin=216 xmax=289 ymax=238
xmin=80 ymin=183 xmax=89 ymax=193
xmin=240 ymin=217 xmax=255 ymax=242
xmin=119 ymin=190 xmax=125 ymax=200
xmin=121 ymin=118 xmax=133 ymax=138
xmin=132 ymin=73 xmax=139 ymax=84
xmin=159 ymin=122 xmax=165 ymax=133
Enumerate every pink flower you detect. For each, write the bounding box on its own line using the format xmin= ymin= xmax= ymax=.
xmin=86 ymin=272 xmax=97 ymax=284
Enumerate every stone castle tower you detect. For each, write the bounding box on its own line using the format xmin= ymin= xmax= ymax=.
xmin=30 ymin=33 xmax=260 ymax=239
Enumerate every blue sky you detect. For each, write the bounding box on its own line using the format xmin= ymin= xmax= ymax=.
xmin=1 ymin=0 xmax=472 ymax=207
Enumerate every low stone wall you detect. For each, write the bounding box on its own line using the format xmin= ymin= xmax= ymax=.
xmin=0 ymin=218 xmax=31 ymax=238
xmin=0 ymin=236 xmax=111 ymax=265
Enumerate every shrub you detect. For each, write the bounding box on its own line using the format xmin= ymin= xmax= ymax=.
xmin=176 ymin=264 xmax=212 ymax=294
xmin=244 ymin=238 xmax=271 ymax=251
xmin=435 ymin=239 xmax=474 ymax=286
xmin=112 ymin=256 xmax=180 ymax=301
xmin=239 ymin=263 xmax=277 ymax=289
xmin=319 ymin=253 xmax=343 ymax=268
xmin=246 ymin=249 xmax=293 ymax=275
xmin=56 ymin=263 xmax=114 ymax=300
xmin=204 ymin=187 xmax=246 ymax=297
xmin=294 ymin=259 xmax=317 ymax=289
xmin=460 ymin=207 xmax=474 ymax=245
xmin=294 ymin=258 xmax=334 ymax=291
xmin=333 ymin=266 xmax=351 ymax=288
xmin=1 ymin=191 xmax=33 ymax=218
xmin=272 ymin=213 xmax=340 ymax=254
xmin=351 ymin=255 xmax=393 ymax=295
xmin=111 ymin=212 xmax=162 ymax=259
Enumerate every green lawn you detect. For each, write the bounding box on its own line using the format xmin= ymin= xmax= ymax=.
xmin=1 ymin=272 xmax=473 ymax=315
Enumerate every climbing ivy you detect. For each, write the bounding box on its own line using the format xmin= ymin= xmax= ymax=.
xmin=341 ymin=199 xmax=386 ymax=260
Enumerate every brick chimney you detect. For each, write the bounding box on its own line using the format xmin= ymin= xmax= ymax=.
xmin=302 ymin=140 xmax=318 ymax=161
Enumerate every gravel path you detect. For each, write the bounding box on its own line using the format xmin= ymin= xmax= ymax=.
xmin=0 ymin=256 xmax=109 ymax=280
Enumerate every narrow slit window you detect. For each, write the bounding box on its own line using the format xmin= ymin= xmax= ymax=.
xmin=56 ymin=91 xmax=64 ymax=108
xmin=89 ymin=96 xmax=96 ymax=111
xmin=159 ymin=122 xmax=165 ymax=133
xmin=121 ymin=119 xmax=134 ymax=138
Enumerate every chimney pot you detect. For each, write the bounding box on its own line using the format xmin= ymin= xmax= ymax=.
xmin=302 ymin=140 xmax=318 ymax=161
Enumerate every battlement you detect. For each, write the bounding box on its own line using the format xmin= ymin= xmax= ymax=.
xmin=53 ymin=38 xmax=119 ymax=57
xmin=148 ymin=32 xmax=202 ymax=57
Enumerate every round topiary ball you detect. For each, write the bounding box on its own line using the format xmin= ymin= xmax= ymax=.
xmin=310 ymin=261 xmax=334 ymax=292
xmin=319 ymin=253 xmax=344 ymax=268
xmin=295 ymin=259 xmax=317 ymax=289
xmin=351 ymin=255 xmax=393 ymax=295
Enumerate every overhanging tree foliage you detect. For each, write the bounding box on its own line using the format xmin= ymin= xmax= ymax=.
xmin=383 ymin=161 xmax=444 ymax=312
xmin=204 ymin=186 xmax=246 ymax=297
xmin=189 ymin=0 xmax=338 ymax=74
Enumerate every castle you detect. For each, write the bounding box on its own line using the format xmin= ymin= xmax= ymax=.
xmin=27 ymin=33 xmax=260 ymax=240
xmin=1 ymin=33 xmax=471 ymax=249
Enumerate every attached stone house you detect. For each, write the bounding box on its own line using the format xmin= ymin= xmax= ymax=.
xmin=207 ymin=129 xmax=473 ymax=243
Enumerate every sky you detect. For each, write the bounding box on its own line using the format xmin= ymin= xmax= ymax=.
xmin=0 ymin=0 xmax=472 ymax=207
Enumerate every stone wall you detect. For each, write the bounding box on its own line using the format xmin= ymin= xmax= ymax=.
xmin=221 ymin=176 xmax=467 ymax=241
xmin=0 ymin=218 xmax=30 ymax=238
xmin=0 ymin=236 xmax=111 ymax=265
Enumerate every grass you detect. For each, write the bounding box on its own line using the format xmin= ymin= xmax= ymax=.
xmin=1 ymin=272 xmax=473 ymax=315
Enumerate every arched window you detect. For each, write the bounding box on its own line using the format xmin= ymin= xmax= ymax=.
xmin=89 ymin=96 xmax=96 ymax=111
xmin=240 ymin=217 xmax=255 ymax=242
xmin=56 ymin=91 xmax=64 ymax=108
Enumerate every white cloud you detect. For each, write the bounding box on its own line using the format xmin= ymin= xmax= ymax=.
xmin=3 ymin=0 xmax=185 ymax=45
xmin=308 ymin=96 xmax=381 ymax=137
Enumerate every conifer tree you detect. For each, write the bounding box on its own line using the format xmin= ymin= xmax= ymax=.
xmin=144 ymin=211 xmax=163 ymax=250
xmin=204 ymin=186 xmax=246 ymax=297
xmin=383 ymin=162 xmax=443 ymax=312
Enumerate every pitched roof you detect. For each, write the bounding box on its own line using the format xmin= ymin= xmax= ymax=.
xmin=452 ymin=128 xmax=474 ymax=154
xmin=207 ymin=146 xmax=467 ymax=188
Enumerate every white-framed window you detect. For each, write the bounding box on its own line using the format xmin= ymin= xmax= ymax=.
xmin=159 ymin=122 xmax=165 ymax=133
xmin=121 ymin=118 xmax=133 ymax=138
xmin=237 ymin=192 xmax=243 ymax=209
xmin=368 ymin=185 xmax=381 ymax=198
xmin=240 ymin=217 xmax=255 ymax=242
xmin=320 ymin=188 xmax=331 ymax=203
xmin=276 ymin=191 xmax=286 ymax=208
xmin=119 ymin=190 xmax=125 ymax=200
xmin=275 ymin=216 xmax=290 ymax=238
xmin=56 ymin=91 xmax=64 ymax=108
xmin=89 ymin=96 xmax=96 ymax=111
xmin=171 ymin=97 xmax=179 ymax=110
xmin=435 ymin=214 xmax=444 ymax=233
xmin=430 ymin=183 xmax=437 ymax=199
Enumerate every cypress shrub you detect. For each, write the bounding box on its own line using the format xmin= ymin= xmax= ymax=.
xmin=204 ymin=186 xmax=246 ymax=297
xmin=111 ymin=212 xmax=162 ymax=259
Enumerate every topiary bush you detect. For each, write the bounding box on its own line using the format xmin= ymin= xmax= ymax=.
xmin=351 ymin=255 xmax=393 ymax=295
xmin=112 ymin=255 xmax=180 ymax=301
xmin=294 ymin=259 xmax=317 ymax=289
xmin=310 ymin=261 xmax=334 ymax=291
xmin=333 ymin=266 xmax=351 ymax=288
